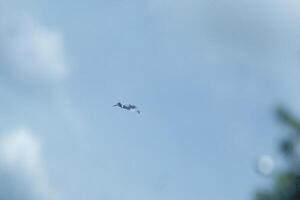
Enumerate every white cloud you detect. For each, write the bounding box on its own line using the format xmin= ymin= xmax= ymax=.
xmin=0 ymin=9 xmax=69 ymax=82
xmin=9 ymin=16 xmax=68 ymax=81
xmin=0 ymin=128 xmax=60 ymax=200
xmin=0 ymin=128 xmax=42 ymax=173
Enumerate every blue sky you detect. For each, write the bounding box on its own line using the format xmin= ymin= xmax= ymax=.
xmin=1 ymin=0 xmax=300 ymax=200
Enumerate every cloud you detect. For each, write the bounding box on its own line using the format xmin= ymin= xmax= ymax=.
xmin=9 ymin=16 xmax=68 ymax=81
xmin=0 ymin=7 xmax=69 ymax=83
xmin=0 ymin=128 xmax=60 ymax=200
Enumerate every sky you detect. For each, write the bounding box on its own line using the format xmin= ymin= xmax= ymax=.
xmin=1 ymin=0 xmax=300 ymax=200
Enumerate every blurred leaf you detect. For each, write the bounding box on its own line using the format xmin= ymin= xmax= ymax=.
xmin=255 ymin=191 xmax=273 ymax=200
xmin=276 ymin=107 xmax=300 ymax=134
xmin=276 ymin=171 xmax=296 ymax=190
xmin=279 ymin=139 xmax=294 ymax=157
xmin=254 ymin=107 xmax=300 ymax=200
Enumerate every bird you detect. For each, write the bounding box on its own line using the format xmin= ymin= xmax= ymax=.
xmin=113 ymin=102 xmax=140 ymax=114
xmin=113 ymin=102 xmax=122 ymax=108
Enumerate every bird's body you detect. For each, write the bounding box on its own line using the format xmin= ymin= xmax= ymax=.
xmin=113 ymin=102 xmax=140 ymax=114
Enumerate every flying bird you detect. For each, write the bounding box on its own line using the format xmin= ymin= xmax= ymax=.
xmin=113 ymin=102 xmax=140 ymax=114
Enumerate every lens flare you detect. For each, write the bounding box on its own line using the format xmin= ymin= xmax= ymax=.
xmin=257 ymin=155 xmax=274 ymax=176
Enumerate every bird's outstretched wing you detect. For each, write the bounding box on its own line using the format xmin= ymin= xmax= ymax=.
xmin=113 ymin=102 xmax=122 ymax=108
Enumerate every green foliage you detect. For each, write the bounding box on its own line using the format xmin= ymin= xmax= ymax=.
xmin=254 ymin=106 xmax=300 ymax=200
xmin=276 ymin=107 xmax=300 ymax=134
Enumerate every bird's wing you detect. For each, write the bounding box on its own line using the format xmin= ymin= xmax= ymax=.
xmin=113 ymin=102 xmax=122 ymax=107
